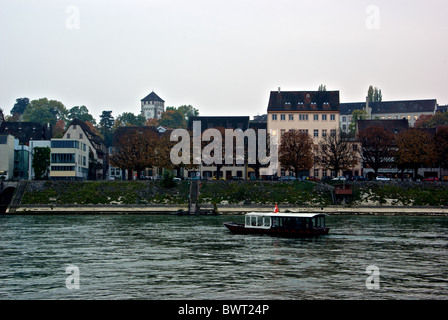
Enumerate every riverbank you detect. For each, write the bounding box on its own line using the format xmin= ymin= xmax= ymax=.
xmin=7 ymin=204 xmax=448 ymax=216
xmin=4 ymin=180 xmax=448 ymax=216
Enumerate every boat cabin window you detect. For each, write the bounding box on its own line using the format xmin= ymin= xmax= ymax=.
xmin=245 ymin=216 xmax=271 ymax=228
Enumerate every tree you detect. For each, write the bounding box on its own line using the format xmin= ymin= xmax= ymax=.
xmin=318 ymin=129 xmax=358 ymax=177
xmin=358 ymin=126 xmax=395 ymax=178
xmin=367 ymin=86 xmax=382 ymax=102
xmin=88 ymin=148 xmax=102 ymax=180
xmin=67 ymin=106 xmax=96 ymax=124
xmin=109 ymin=127 xmax=165 ymax=180
xmin=279 ymin=131 xmax=314 ymax=177
xmin=22 ymin=98 xmax=67 ymax=125
xmin=32 ymin=147 xmax=51 ymax=180
xmin=318 ymin=84 xmax=327 ymax=91
xmin=395 ymin=129 xmax=436 ymax=180
xmin=114 ymin=112 xmax=146 ymax=127
xmin=52 ymin=119 xmax=66 ymax=138
xmin=99 ymin=110 xmax=115 ymax=147
xmin=10 ymin=98 xmax=29 ymax=118
xmin=434 ymin=126 xmax=448 ymax=169
xmin=159 ymin=109 xmax=187 ymax=129
xmin=177 ymin=105 xmax=199 ymax=121
xmin=415 ymin=112 xmax=448 ymax=128
xmin=349 ymin=109 xmax=369 ymax=134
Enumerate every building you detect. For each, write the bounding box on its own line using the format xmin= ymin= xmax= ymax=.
xmin=63 ymin=119 xmax=106 ymax=179
xmin=187 ymin=116 xmax=253 ymax=180
xmin=28 ymin=140 xmax=52 ymax=180
xmin=49 ymin=139 xmax=89 ymax=180
xmin=141 ymin=91 xmax=165 ymax=121
xmin=267 ymin=89 xmax=341 ymax=179
xmin=0 ymin=134 xmax=16 ymax=180
xmin=340 ymin=99 xmax=437 ymax=132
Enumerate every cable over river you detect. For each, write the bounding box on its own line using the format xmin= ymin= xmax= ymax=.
xmin=0 ymin=214 xmax=447 ymax=299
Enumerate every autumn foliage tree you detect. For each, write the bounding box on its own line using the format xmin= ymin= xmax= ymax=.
xmin=358 ymin=126 xmax=395 ymax=178
xmin=434 ymin=126 xmax=448 ymax=169
xmin=395 ymin=129 xmax=436 ymax=180
xmin=109 ymin=127 xmax=170 ymax=180
xmin=317 ymin=129 xmax=358 ymax=177
xmin=279 ymin=130 xmax=313 ymax=177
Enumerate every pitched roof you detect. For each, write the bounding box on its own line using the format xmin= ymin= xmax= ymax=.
xmin=141 ymin=91 xmax=165 ymax=102
xmin=370 ymin=100 xmax=436 ymax=114
xmin=357 ymin=119 xmax=409 ymax=134
xmin=66 ymin=118 xmax=105 ymax=154
xmin=0 ymin=121 xmax=52 ymax=144
xmin=188 ymin=116 xmax=250 ymax=131
xmin=340 ymin=102 xmax=366 ymax=115
xmin=341 ymin=100 xmax=437 ymax=115
xmin=267 ymin=91 xmax=340 ymax=112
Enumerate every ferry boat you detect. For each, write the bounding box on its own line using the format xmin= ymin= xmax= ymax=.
xmin=223 ymin=205 xmax=329 ymax=237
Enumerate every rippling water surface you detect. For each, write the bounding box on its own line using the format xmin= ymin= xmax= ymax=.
xmin=0 ymin=214 xmax=447 ymax=299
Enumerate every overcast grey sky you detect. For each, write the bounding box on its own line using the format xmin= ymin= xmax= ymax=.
xmin=1 ymin=0 xmax=447 ymax=122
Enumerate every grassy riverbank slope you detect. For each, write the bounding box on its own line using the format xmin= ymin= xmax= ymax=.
xmin=20 ymin=180 xmax=448 ymax=208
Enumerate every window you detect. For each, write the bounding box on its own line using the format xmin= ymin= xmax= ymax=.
xmin=330 ymin=114 xmax=336 ymax=121
xmin=314 ymin=169 xmax=319 ymax=177
xmin=314 ymin=130 xmax=319 ymax=138
xmin=51 ymin=140 xmax=79 ymax=149
xmin=280 ymin=114 xmax=286 ymax=121
xmin=342 ymin=125 xmax=347 ymax=131
xmin=281 ymin=129 xmax=285 ymax=136
xmin=272 ymin=114 xmax=277 ymax=121
xmin=322 ymin=130 xmax=327 ymax=137
xmin=289 ymin=114 xmax=294 ymax=121
xmin=322 ymin=114 xmax=327 ymax=121
xmin=51 ymin=166 xmax=75 ymax=171
xmin=299 ymin=114 xmax=309 ymax=121
xmin=79 ymin=134 xmax=83 ymax=139
xmin=330 ymin=129 xmax=336 ymax=136
xmin=314 ymin=114 xmax=319 ymax=121
xmin=67 ymin=134 xmax=71 ymax=139
xmin=51 ymin=153 xmax=76 ymax=163
xmin=342 ymin=116 xmax=347 ymax=122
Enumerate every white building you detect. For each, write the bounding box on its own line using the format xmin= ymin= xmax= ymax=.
xmin=0 ymin=134 xmax=16 ymax=180
xmin=141 ymin=91 xmax=165 ymax=120
xmin=28 ymin=140 xmax=51 ymax=180
xmin=49 ymin=139 xmax=89 ymax=180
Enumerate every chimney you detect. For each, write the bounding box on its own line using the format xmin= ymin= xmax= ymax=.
xmin=278 ymin=87 xmax=281 ymax=93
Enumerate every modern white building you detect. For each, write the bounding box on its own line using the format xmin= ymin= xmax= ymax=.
xmin=0 ymin=134 xmax=16 ymax=180
xmin=49 ymin=139 xmax=89 ymax=180
xmin=141 ymin=91 xmax=165 ymax=120
xmin=28 ymin=140 xmax=51 ymax=180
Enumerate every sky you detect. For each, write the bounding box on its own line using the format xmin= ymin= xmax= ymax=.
xmin=1 ymin=0 xmax=447 ymax=122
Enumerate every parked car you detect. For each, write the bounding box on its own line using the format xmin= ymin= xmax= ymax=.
xmin=321 ymin=176 xmax=333 ymax=182
xmin=353 ymin=175 xmax=367 ymax=181
xmin=279 ymin=176 xmax=297 ymax=181
xmin=173 ymin=177 xmax=181 ymax=181
xmin=422 ymin=177 xmax=439 ymax=181
xmin=231 ymin=176 xmax=244 ymax=181
xmin=307 ymin=176 xmax=320 ymax=181
xmin=332 ymin=176 xmax=347 ymax=181
xmin=376 ymin=176 xmax=391 ymax=181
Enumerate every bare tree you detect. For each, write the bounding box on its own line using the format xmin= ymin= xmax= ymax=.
xmin=318 ymin=129 xmax=358 ymax=177
xmin=279 ymin=130 xmax=314 ymax=177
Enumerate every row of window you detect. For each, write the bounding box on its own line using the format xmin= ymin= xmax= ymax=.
xmin=272 ymin=114 xmax=337 ymax=121
xmin=51 ymin=140 xmax=87 ymax=151
xmin=280 ymin=128 xmax=337 ymax=138
xmin=51 ymin=153 xmax=87 ymax=166
xmin=341 ymin=115 xmax=420 ymax=122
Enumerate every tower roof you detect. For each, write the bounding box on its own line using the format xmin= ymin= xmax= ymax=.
xmin=141 ymin=91 xmax=165 ymax=102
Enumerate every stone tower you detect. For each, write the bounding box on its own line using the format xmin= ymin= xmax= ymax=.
xmin=141 ymin=91 xmax=165 ymax=120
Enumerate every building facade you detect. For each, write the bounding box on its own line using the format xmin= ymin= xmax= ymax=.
xmin=267 ymin=90 xmax=341 ymax=179
xmin=141 ymin=91 xmax=165 ymax=121
xmin=49 ymin=139 xmax=89 ymax=180
xmin=340 ymin=99 xmax=437 ymax=132
xmin=0 ymin=134 xmax=16 ymax=180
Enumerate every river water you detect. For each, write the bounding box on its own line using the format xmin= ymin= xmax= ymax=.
xmin=0 ymin=214 xmax=447 ymax=300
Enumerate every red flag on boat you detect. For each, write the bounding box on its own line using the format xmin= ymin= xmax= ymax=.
xmin=273 ymin=203 xmax=279 ymax=213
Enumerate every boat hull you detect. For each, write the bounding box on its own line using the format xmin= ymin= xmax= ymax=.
xmin=223 ymin=222 xmax=329 ymax=238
